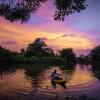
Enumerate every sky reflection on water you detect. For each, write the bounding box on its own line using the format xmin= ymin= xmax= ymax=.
xmin=0 ymin=64 xmax=100 ymax=99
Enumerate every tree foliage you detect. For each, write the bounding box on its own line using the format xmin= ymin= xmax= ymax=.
xmin=77 ymin=55 xmax=91 ymax=64
xmin=90 ymin=45 xmax=100 ymax=62
xmin=21 ymin=48 xmax=25 ymax=55
xmin=0 ymin=0 xmax=47 ymax=23
xmin=43 ymin=47 xmax=55 ymax=56
xmin=0 ymin=46 xmax=18 ymax=57
xmin=59 ymin=48 xmax=76 ymax=63
xmin=54 ymin=0 xmax=87 ymax=21
xmin=0 ymin=0 xmax=87 ymax=23
xmin=25 ymin=38 xmax=54 ymax=57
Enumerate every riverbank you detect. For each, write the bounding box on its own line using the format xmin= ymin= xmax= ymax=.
xmin=0 ymin=55 xmax=76 ymax=65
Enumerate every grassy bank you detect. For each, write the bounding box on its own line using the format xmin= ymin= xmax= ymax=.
xmin=1 ymin=55 xmax=67 ymax=65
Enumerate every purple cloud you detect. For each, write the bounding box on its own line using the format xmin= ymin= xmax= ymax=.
xmin=61 ymin=34 xmax=75 ymax=37
xmin=0 ymin=41 xmax=17 ymax=45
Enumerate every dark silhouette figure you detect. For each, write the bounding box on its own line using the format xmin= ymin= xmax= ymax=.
xmin=50 ymin=70 xmax=67 ymax=89
xmin=51 ymin=70 xmax=61 ymax=81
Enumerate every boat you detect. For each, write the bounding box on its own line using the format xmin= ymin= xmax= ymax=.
xmin=52 ymin=77 xmax=66 ymax=84
xmin=51 ymin=77 xmax=67 ymax=89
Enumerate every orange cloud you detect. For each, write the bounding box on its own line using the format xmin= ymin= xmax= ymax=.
xmin=0 ymin=19 xmax=94 ymax=53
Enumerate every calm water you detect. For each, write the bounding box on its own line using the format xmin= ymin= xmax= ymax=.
xmin=0 ymin=64 xmax=100 ymax=100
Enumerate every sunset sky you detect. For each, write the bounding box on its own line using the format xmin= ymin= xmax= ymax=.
xmin=0 ymin=0 xmax=100 ymax=56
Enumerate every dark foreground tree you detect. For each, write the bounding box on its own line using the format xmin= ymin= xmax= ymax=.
xmin=0 ymin=0 xmax=87 ymax=23
xmin=59 ymin=48 xmax=76 ymax=63
xmin=90 ymin=45 xmax=100 ymax=62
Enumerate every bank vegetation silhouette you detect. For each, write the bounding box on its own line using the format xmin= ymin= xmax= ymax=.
xmin=0 ymin=38 xmax=100 ymax=66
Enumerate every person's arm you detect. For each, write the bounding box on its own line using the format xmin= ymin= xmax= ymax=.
xmin=57 ymin=73 xmax=62 ymax=76
xmin=49 ymin=73 xmax=53 ymax=79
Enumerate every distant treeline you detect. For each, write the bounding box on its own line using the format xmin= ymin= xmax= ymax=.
xmin=0 ymin=38 xmax=100 ymax=64
xmin=77 ymin=45 xmax=100 ymax=64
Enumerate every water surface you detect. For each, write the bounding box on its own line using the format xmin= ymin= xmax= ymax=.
xmin=0 ymin=64 xmax=100 ymax=100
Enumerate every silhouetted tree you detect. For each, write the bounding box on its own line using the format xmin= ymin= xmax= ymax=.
xmin=25 ymin=38 xmax=55 ymax=57
xmin=54 ymin=0 xmax=87 ymax=21
xmin=0 ymin=46 xmax=19 ymax=63
xmin=0 ymin=46 xmax=18 ymax=57
xmin=77 ymin=55 xmax=91 ymax=64
xmin=59 ymin=48 xmax=76 ymax=63
xmin=92 ymin=63 xmax=100 ymax=80
xmin=43 ymin=47 xmax=55 ymax=56
xmin=0 ymin=0 xmax=87 ymax=23
xmin=0 ymin=46 xmax=10 ymax=57
xmin=90 ymin=45 xmax=100 ymax=62
xmin=21 ymin=48 xmax=25 ymax=55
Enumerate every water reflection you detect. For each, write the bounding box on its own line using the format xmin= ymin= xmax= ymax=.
xmin=0 ymin=69 xmax=32 ymax=96
xmin=0 ymin=64 xmax=16 ymax=78
xmin=0 ymin=64 xmax=100 ymax=100
xmin=67 ymin=64 xmax=93 ymax=86
xmin=92 ymin=63 xmax=100 ymax=80
xmin=24 ymin=64 xmax=51 ymax=89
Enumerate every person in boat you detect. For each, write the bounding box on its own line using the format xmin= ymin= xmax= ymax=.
xmin=50 ymin=70 xmax=67 ymax=89
xmin=50 ymin=70 xmax=60 ymax=88
xmin=51 ymin=70 xmax=62 ymax=81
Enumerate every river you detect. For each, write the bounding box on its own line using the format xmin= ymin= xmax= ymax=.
xmin=0 ymin=64 xmax=100 ymax=100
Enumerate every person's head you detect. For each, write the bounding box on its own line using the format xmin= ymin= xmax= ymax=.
xmin=54 ymin=70 xmax=57 ymax=73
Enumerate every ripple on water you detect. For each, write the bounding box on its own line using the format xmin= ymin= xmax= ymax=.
xmin=0 ymin=64 xmax=100 ymax=99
